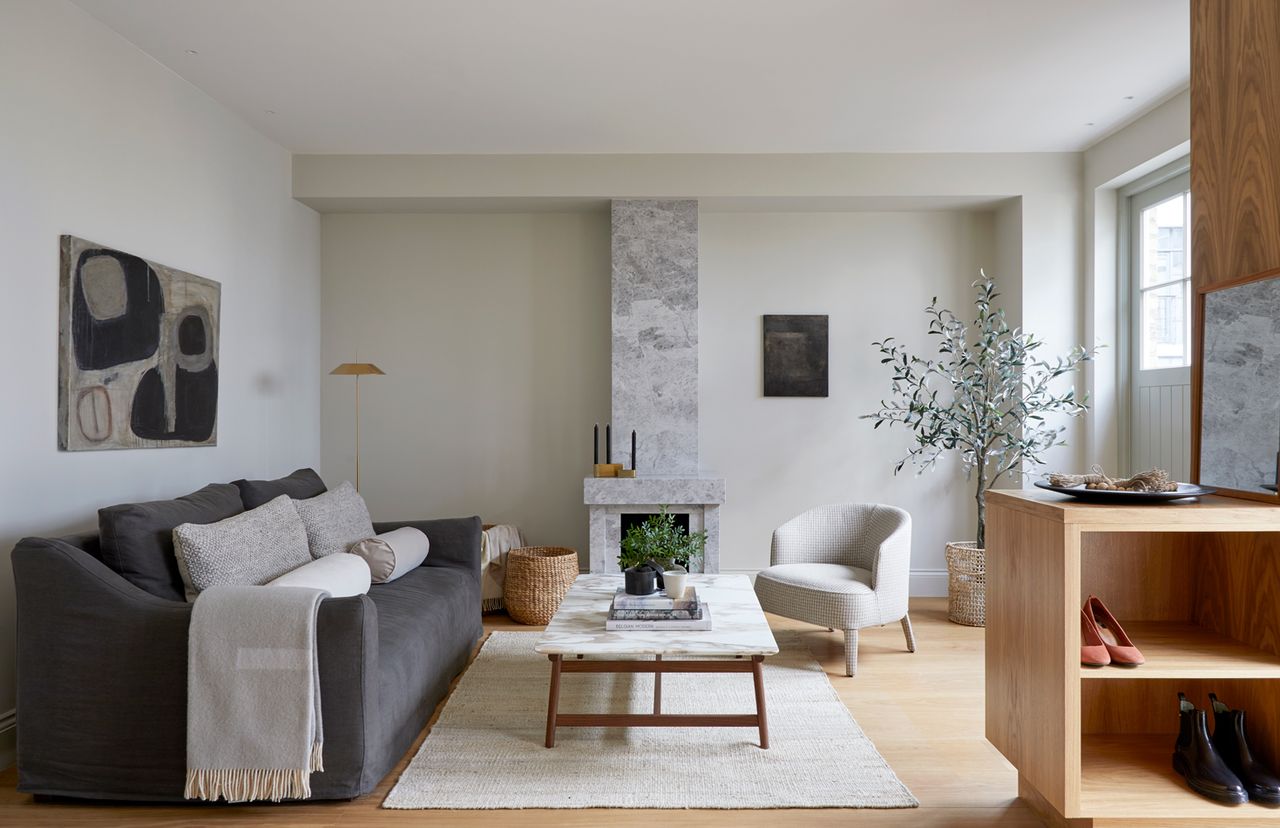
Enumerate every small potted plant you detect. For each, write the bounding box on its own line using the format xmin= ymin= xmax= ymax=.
xmin=862 ymin=272 xmax=1094 ymax=626
xmin=618 ymin=507 xmax=708 ymax=595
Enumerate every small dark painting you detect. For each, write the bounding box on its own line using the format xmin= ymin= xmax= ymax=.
xmin=763 ymin=314 xmax=828 ymax=397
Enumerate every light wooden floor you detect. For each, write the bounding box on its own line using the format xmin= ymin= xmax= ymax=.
xmin=0 ymin=597 xmax=1044 ymax=827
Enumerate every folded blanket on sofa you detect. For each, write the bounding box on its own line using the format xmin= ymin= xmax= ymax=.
xmin=185 ymin=585 xmax=327 ymax=802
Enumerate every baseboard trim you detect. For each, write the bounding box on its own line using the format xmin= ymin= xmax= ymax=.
xmin=909 ymin=568 xmax=948 ymax=598
xmin=0 ymin=707 xmax=15 ymax=771
xmin=716 ymin=568 xmax=948 ymax=598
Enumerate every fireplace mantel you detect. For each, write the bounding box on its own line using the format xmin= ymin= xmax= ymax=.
xmin=584 ymin=476 xmax=725 ymax=574
xmin=583 ymin=476 xmax=725 ymax=506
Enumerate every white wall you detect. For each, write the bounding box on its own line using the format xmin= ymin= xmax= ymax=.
xmin=700 ymin=211 xmax=995 ymax=588
xmin=294 ymin=150 xmax=1089 ymax=476
xmin=320 ymin=213 xmax=610 ymax=562
xmin=0 ymin=0 xmax=322 ymax=766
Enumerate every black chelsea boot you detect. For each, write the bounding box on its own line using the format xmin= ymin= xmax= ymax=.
xmin=1210 ymin=693 xmax=1280 ymax=805
xmin=1173 ymin=693 xmax=1248 ymax=804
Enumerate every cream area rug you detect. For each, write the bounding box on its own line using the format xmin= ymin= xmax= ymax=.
xmin=382 ymin=632 xmax=917 ymax=810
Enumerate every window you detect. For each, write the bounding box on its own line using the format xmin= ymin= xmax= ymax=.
xmin=1136 ymin=189 xmax=1191 ymax=370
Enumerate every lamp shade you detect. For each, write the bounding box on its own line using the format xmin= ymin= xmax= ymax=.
xmin=330 ymin=362 xmax=385 ymax=376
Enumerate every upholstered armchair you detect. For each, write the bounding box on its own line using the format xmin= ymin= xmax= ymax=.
xmin=754 ymin=504 xmax=914 ymax=676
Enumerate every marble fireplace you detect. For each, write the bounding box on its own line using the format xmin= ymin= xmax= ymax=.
xmin=584 ymin=199 xmax=725 ymax=573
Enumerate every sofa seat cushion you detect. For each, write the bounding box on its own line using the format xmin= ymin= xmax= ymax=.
xmin=98 ymin=483 xmax=244 ymax=601
xmin=233 ymin=467 xmax=326 ymax=510
xmin=756 ymin=563 xmax=875 ymax=596
xmin=368 ymin=565 xmax=480 ymax=747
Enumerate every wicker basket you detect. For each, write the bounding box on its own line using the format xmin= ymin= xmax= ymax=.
xmin=945 ymin=541 xmax=986 ymax=627
xmin=502 ymin=546 xmax=578 ymax=625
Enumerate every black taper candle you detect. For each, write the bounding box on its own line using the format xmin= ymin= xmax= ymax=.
xmin=606 ymin=424 xmax=612 ymax=464
xmin=593 ymin=423 xmax=599 ymax=464
xmin=631 ymin=430 xmax=637 ymax=471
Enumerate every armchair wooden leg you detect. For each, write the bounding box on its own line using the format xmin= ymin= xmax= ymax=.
xmin=901 ymin=614 xmax=917 ymax=653
xmin=843 ymin=629 xmax=858 ymax=677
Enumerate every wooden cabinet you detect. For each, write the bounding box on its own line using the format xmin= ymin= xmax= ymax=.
xmin=986 ymin=489 xmax=1280 ymax=826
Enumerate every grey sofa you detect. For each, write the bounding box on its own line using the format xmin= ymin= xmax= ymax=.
xmin=11 ymin=472 xmax=483 ymax=802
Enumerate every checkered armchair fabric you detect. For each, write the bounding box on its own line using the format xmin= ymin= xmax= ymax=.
xmin=755 ymin=503 xmax=914 ymax=676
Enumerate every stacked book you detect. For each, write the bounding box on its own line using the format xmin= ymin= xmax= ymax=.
xmin=605 ymin=587 xmax=713 ymax=631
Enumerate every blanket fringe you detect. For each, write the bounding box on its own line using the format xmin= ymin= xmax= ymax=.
xmin=311 ymin=739 xmax=324 ymax=773
xmin=482 ymin=596 xmax=504 ymax=613
xmin=185 ymin=767 xmax=312 ymax=802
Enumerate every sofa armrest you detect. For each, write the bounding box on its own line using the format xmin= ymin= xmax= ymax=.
xmin=13 ymin=536 xmax=193 ymax=796
xmin=372 ymin=516 xmax=482 ymax=582
xmin=12 ymin=536 xmax=382 ymax=800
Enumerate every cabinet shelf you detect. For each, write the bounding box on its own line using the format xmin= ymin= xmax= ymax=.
xmin=1081 ymin=734 xmax=1280 ymax=820
xmin=1081 ymin=622 xmax=1280 ymax=680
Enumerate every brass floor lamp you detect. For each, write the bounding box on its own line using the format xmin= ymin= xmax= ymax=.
xmin=330 ymin=362 xmax=384 ymax=491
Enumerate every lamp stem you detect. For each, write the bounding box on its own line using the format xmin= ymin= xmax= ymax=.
xmin=355 ymin=374 xmax=361 ymax=492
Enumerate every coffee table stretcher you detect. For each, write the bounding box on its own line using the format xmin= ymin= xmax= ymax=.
xmin=543 ymin=653 xmax=769 ymax=749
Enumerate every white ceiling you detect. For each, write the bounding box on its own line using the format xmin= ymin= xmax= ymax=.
xmin=72 ymin=0 xmax=1190 ymax=155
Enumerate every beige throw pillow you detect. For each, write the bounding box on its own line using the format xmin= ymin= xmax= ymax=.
xmin=172 ymin=495 xmax=312 ymax=601
xmin=292 ymin=481 xmax=375 ymax=559
xmin=350 ymin=526 xmax=430 ymax=583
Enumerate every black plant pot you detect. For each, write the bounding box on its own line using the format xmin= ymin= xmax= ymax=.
xmin=623 ymin=565 xmax=658 ymax=595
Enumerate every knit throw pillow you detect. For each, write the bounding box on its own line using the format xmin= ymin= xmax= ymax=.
xmin=172 ymin=495 xmax=312 ymax=601
xmin=293 ymin=481 xmax=376 ymax=559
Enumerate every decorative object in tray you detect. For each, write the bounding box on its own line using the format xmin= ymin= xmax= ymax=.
xmin=1037 ymin=466 xmax=1215 ymax=503
xmin=606 ymin=586 xmax=712 ymax=631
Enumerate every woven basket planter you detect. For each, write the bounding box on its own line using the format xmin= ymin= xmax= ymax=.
xmin=945 ymin=541 xmax=986 ymax=627
xmin=502 ymin=546 xmax=578 ymax=625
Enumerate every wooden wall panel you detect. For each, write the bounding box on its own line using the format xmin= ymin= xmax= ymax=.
xmin=1191 ymin=0 xmax=1280 ymax=493
xmin=1191 ymin=0 xmax=1280 ymax=291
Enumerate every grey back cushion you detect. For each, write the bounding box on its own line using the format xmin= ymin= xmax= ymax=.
xmin=98 ymin=483 xmax=244 ymax=601
xmin=293 ymin=481 xmax=376 ymax=558
xmin=172 ymin=495 xmax=313 ymax=601
xmin=233 ymin=467 xmax=327 ymax=510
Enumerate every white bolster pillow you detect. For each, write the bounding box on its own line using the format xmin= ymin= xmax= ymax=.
xmin=349 ymin=527 xmax=430 ymax=583
xmin=266 ymin=552 xmax=371 ymax=597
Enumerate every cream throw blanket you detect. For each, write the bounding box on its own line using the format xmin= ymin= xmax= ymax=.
xmin=480 ymin=524 xmax=525 ymax=612
xmin=185 ymin=585 xmax=327 ymax=802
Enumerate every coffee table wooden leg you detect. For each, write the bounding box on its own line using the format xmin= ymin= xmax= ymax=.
xmin=653 ymin=654 xmax=662 ymax=714
xmin=752 ymin=655 xmax=769 ymax=749
xmin=545 ymin=654 xmax=562 ymax=748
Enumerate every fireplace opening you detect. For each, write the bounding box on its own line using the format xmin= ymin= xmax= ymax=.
xmin=619 ymin=512 xmax=690 ymax=552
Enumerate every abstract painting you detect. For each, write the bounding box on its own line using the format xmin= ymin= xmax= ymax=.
xmin=58 ymin=236 xmax=220 ymax=450
xmin=763 ymin=314 xmax=828 ymax=397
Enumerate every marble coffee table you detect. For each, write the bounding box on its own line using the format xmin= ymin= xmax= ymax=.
xmin=534 ymin=573 xmax=779 ymax=749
